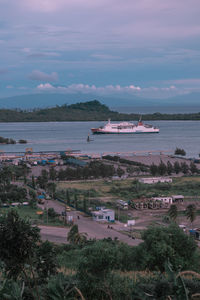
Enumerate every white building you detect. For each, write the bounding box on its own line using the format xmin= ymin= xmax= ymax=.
xmin=139 ymin=177 xmax=172 ymax=184
xmin=92 ymin=208 xmax=115 ymax=222
xmin=152 ymin=197 xmax=173 ymax=204
xmin=172 ymin=195 xmax=184 ymax=202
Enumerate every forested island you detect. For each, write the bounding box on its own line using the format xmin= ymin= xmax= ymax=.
xmin=0 ymin=100 xmax=200 ymax=122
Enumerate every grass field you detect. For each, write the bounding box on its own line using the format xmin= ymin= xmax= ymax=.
xmin=0 ymin=206 xmax=64 ymax=226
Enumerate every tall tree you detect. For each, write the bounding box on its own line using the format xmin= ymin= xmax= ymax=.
xmin=74 ymin=193 xmax=78 ymax=210
xmin=150 ymin=163 xmax=158 ymax=176
xmin=181 ymin=162 xmax=189 ymax=174
xmin=174 ymin=161 xmax=181 ymax=174
xmin=185 ymin=204 xmax=196 ymax=228
xmin=67 ymin=224 xmax=87 ymax=245
xmin=190 ymin=162 xmax=199 ymax=174
xmin=66 ymin=190 xmax=71 ymax=205
xmin=167 ymin=161 xmax=173 ymax=175
xmin=168 ymin=204 xmax=178 ymax=223
xmin=158 ymin=161 xmax=167 ymax=175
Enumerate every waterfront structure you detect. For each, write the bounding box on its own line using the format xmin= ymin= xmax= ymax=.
xmin=138 ymin=177 xmax=172 ymax=184
xmin=91 ymin=119 xmax=159 ymax=134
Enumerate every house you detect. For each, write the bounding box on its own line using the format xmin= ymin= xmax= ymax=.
xmin=172 ymin=195 xmax=184 ymax=202
xmin=92 ymin=208 xmax=115 ymax=222
xmin=138 ymin=177 xmax=172 ymax=184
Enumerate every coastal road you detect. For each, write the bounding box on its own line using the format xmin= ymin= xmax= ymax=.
xmin=39 ymin=200 xmax=141 ymax=246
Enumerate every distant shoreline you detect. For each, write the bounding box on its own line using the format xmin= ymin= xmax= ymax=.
xmin=0 ymin=100 xmax=200 ymax=122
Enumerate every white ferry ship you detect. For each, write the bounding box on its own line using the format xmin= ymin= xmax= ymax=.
xmin=91 ymin=119 xmax=159 ymax=134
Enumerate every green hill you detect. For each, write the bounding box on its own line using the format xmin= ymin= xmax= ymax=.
xmin=0 ymin=100 xmax=200 ymax=122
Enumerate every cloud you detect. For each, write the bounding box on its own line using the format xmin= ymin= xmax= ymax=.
xmin=91 ymin=54 xmax=122 ymax=60
xmin=28 ymin=70 xmax=58 ymax=82
xmin=166 ymin=78 xmax=200 ymax=86
xmin=27 ymin=52 xmax=60 ymax=59
xmin=37 ymin=83 xmax=141 ymax=94
xmin=6 ymin=85 xmax=13 ymax=89
xmin=36 ymin=82 xmax=185 ymax=99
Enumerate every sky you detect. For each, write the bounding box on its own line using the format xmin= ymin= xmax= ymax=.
xmin=1 ymin=0 xmax=200 ymax=103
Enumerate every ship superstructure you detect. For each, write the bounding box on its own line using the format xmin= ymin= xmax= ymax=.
xmin=91 ymin=119 xmax=159 ymax=134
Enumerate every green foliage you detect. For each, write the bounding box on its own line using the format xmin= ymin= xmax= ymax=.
xmin=67 ymin=224 xmax=87 ymax=245
xmin=136 ymin=223 xmax=199 ymax=272
xmin=1 ymin=100 xmax=200 ymax=122
xmin=18 ymin=139 xmax=27 ymax=144
xmin=181 ymin=162 xmax=189 ymax=174
xmin=0 ymin=136 xmax=16 ymax=144
xmin=150 ymin=163 xmax=158 ymax=176
xmin=48 ymin=208 xmax=58 ymax=219
xmin=46 ymin=273 xmax=77 ymax=300
xmin=168 ymin=204 xmax=178 ymax=222
xmin=34 ymin=241 xmax=58 ymax=282
xmin=158 ymin=160 xmax=167 ymax=175
xmin=57 ymin=161 xmax=115 ymax=181
xmin=175 ymin=147 xmax=186 ymax=156
xmin=174 ymin=161 xmax=181 ymax=174
xmin=0 ymin=279 xmax=25 ymax=300
xmin=0 ymin=210 xmax=40 ymax=278
xmin=185 ymin=204 xmax=196 ymax=227
xmin=190 ymin=162 xmax=199 ymax=174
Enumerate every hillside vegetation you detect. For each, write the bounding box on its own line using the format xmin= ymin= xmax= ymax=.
xmin=0 ymin=100 xmax=200 ymax=122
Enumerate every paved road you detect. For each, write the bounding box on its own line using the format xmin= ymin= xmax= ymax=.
xmin=39 ymin=200 xmax=141 ymax=246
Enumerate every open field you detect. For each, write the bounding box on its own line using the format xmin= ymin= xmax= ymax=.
xmin=56 ymin=176 xmax=200 ymax=232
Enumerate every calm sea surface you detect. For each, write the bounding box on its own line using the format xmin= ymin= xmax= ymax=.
xmin=0 ymin=121 xmax=199 ymax=158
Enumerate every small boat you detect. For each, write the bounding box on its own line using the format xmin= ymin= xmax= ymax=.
xmin=87 ymin=134 xmax=94 ymax=142
xmin=91 ymin=119 xmax=159 ymax=134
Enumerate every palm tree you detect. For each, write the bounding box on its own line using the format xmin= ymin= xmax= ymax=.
xmin=168 ymin=204 xmax=178 ymax=223
xmin=185 ymin=204 xmax=196 ymax=228
xmin=67 ymin=224 xmax=87 ymax=245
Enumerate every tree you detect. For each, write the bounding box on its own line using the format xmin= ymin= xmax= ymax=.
xmin=150 ymin=163 xmax=158 ymax=176
xmin=158 ymin=161 xmax=167 ymax=175
xmin=83 ymin=195 xmax=87 ymax=212
xmin=49 ymin=167 xmax=57 ymax=180
xmin=66 ymin=190 xmax=71 ymax=206
xmin=34 ymin=241 xmax=57 ymax=281
xmin=0 ymin=210 xmax=40 ymax=278
xmin=136 ymin=223 xmax=199 ymax=272
xmin=181 ymin=162 xmax=189 ymax=174
xmin=175 ymin=148 xmax=186 ymax=156
xmin=168 ymin=204 xmax=178 ymax=222
xmin=116 ymin=167 xmax=125 ymax=178
xmin=190 ymin=162 xmax=199 ymax=174
xmin=31 ymin=175 xmax=36 ymax=189
xmin=167 ymin=161 xmax=173 ymax=175
xmin=48 ymin=208 xmax=58 ymax=219
xmin=74 ymin=194 xmax=78 ymax=210
xmin=77 ymin=240 xmax=118 ymax=299
xmin=47 ymin=182 xmax=56 ymax=198
xmin=67 ymin=224 xmax=87 ymax=245
xmin=185 ymin=204 xmax=196 ymax=228
xmin=174 ymin=161 xmax=181 ymax=174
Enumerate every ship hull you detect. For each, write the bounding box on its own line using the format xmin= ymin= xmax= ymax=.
xmin=91 ymin=129 xmax=159 ymax=134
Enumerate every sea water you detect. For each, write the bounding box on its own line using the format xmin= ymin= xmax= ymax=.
xmin=0 ymin=121 xmax=199 ymax=158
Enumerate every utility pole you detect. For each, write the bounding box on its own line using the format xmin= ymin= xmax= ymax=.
xmin=118 ymin=205 xmax=120 ymax=221
xmin=46 ymin=199 xmax=48 ymax=225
